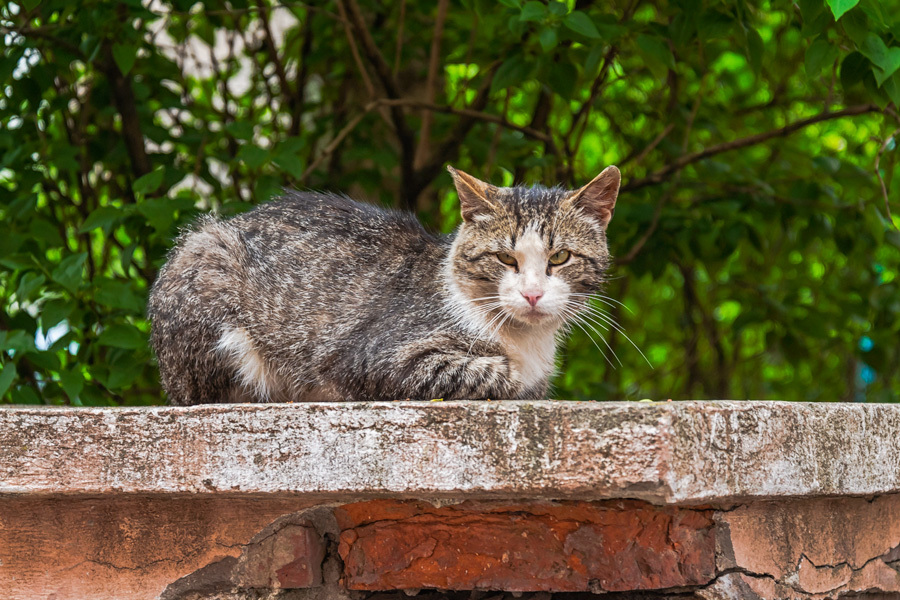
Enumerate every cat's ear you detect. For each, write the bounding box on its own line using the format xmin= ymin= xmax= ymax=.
xmin=565 ymin=165 xmax=621 ymax=228
xmin=448 ymin=166 xmax=499 ymax=222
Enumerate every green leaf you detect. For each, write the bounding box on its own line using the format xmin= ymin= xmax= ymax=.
xmin=11 ymin=386 xmax=41 ymax=405
xmin=137 ymin=196 xmax=193 ymax=233
xmin=883 ymin=72 xmax=900 ymax=108
xmin=97 ymin=323 xmax=146 ymax=349
xmin=840 ymin=51 xmax=868 ymax=90
xmin=95 ymin=279 xmax=145 ymax=313
xmin=636 ymin=34 xmax=676 ymax=71
xmin=30 ymin=218 xmax=63 ymax=245
xmin=840 ymin=9 xmax=868 ymax=46
xmin=26 ymin=349 xmax=60 ymax=371
xmin=547 ymin=1 xmax=567 ymax=17
xmin=276 ymin=137 xmax=305 ymax=155
xmin=107 ymin=352 xmax=144 ymax=389
xmin=826 ymin=0 xmax=859 ymax=21
xmin=490 ymin=55 xmax=532 ymax=93
xmin=857 ymin=34 xmax=900 ymax=86
xmin=497 ymin=0 xmax=520 ymax=7
xmin=519 ymin=1 xmax=546 ymax=22
xmin=538 ymin=27 xmax=558 ymax=52
xmin=51 ymin=253 xmax=87 ymax=293
xmin=225 ymin=121 xmax=254 ymax=140
xmin=584 ymin=44 xmax=605 ymax=76
xmin=0 ymin=363 xmax=17 ymax=398
xmin=875 ymin=53 xmax=900 ymax=86
xmin=805 ymin=39 xmax=839 ymax=77
xmin=0 ymin=330 xmax=36 ymax=354
xmin=273 ymin=153 xmax=305 ymax=179
xmin=112 ymin=43 xmax=137 ymax=76
xmin=860 ymin=34 xmax=892 ymax=71
xmin=254 ymin=175 xmax=282 ymax=203
xmin=237 ymin=144 xmax=269 ymax=169
xmin=563 ymin=12 xmax=601 ymax=39
xmin=133 ymin=167 xmax=165 ymax=195
xmin=746 ymin=28 xmax=764 ymax=75
xmin=547 ymin=62 xmax=577 ymax=99
xmin=58 ymin=367 xmax=84 ymax=402
xmin=49 ymin=331 xmax=77 ymax=354
xmin=798 ymin=0 xmax=823 ymax=23
xmin=16 ymin=272 xmax=46 ymax=302
xmin=20 ymin=0 xmax=41 ymax=10
xmin=79 ymin=206 xmax=126 ymax=233
xmin=863 ymin=70 xmax=890 ymax=108
xmin=41 ymin=299 xmax=75 ymax=329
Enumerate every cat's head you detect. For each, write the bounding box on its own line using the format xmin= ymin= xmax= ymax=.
xmin=446 ymin=166 xmax=620 ymax=330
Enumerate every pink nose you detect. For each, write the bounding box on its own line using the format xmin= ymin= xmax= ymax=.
xmin=522 ymin=291 xmax=544 ymax=307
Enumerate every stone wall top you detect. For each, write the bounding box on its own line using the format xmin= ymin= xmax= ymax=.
xmin=2 ymin=400 xmax=898 ymax=504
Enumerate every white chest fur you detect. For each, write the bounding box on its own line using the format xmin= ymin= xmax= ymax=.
xmin=501 ymin=326 xmax=558 ymax=389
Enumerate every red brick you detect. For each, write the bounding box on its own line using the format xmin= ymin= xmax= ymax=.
xmin=336 ymin=500 xmax=715 ymax=592
xmin=235 ymin=523 xmax=325 ymax=589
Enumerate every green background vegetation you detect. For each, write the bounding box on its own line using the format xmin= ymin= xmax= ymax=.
xmin=2 ymin=0 xmax=899 ymax=405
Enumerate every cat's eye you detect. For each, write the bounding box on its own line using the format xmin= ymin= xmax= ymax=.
xmin=548 ymin=250 xmax=571 ymax=266
xmin=496 ymin=252 xmax=517 ymax=267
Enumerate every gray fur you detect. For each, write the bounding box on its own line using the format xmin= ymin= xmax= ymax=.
xmin=148 ymin=167 xmax=620 ymax=404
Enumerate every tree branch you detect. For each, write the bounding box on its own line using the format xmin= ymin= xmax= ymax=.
xmin=414 ymin=0 xmax=450 ymax=170
xmin=291 ymin=11 xmax=314 ymax=137
xmin=379 ymin=97 xmax=553 ymax=145
xmin=299 ymin=94 xmax=553 ymax=184
xmin=337 ymin=0 xmax=417 ymax=209
xmin=393 ymin=0 xmax=406 ymax=79
xmin=339 ymin=0 xmax=402 ymax=99
xmin=99 ymin=42 xmax=152 ymax=179
xmin=614 ymin=192 xmax=668 ymax=266
xmin=255 ymin=0 xmax=300 ymax=135
xmin=622 ymin=104 xmax=879 ymax=193
xmin=334 ymin=0 xmax=377 ymax=100
xmin=620 ymin=123 xmax=674 ymax=170
xmin=875 ymin=127 xmax=899 ymax=224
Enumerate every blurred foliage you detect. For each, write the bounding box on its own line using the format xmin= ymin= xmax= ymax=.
xmin=1 ymin=0 xmax=900 ymax=405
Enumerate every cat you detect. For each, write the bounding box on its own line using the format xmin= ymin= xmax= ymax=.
xmin=148 ymin=165 xmax=620 ymax=405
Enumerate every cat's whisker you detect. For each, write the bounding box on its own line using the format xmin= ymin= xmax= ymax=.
xmin=468 ymin=295 xmax=504 ymax=303
xmin=569 ymin=292 xmax=633 ymax=314
xmin=466 ymin=306 xmax=506 ymax=324
xmin=578 ymin=305 xmax=620 ymax=330
xmin=568 ymin=307 xmax=615 ymax=339
xmin=563 ymin=311 xmax=617 ymax=369
xmin=574 ymin=304 xmax=653 ymax=369
xmin=465 ymin=306 xmax=510 ymax=357
xmin=560 ymin=304 xmax=624 ymax=368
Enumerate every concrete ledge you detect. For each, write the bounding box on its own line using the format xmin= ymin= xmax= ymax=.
xmin=3 ymin=400 xmax=900 ymax=600
xmin=3 ymin=400 xmax=900 ymax=503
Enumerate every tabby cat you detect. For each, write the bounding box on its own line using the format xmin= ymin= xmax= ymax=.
xmin=148 ymin=166 xmax=620 ymax=404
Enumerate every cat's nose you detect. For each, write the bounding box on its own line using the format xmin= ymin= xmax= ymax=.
xmin=522 ymin=291 xmax=544 ymax=307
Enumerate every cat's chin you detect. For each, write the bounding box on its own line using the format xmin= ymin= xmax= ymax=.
xmin=510 ymin=308 xmax=557 ymax=327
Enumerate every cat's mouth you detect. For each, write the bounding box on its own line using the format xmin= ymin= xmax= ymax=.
xmin=515 ymin=306 xmax=553 ymax=324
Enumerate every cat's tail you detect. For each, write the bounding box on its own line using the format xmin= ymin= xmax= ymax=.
xmin=148 ymin=215 xmax=249 ymax=405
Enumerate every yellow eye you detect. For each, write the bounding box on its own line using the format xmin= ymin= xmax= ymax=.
xmin=496 ymin=252 xmax=517 ymax=267
xmin=548 ymin=250 xmax=570 ymax=266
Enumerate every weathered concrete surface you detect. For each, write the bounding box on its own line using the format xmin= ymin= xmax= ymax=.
xmin=335 ymin=499 xmax=716 ymax=592
xmin=3 ymin=401 xmax=900 ymax=503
